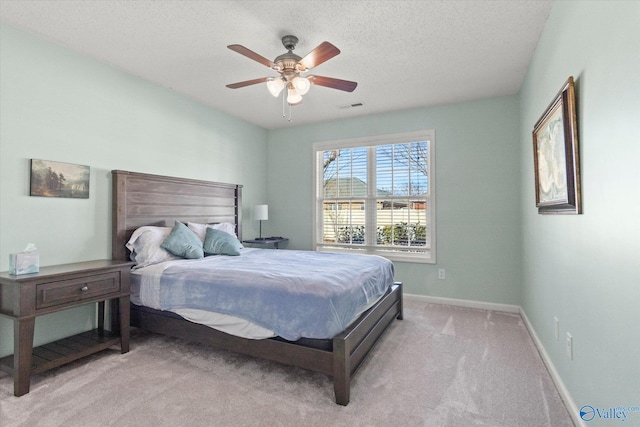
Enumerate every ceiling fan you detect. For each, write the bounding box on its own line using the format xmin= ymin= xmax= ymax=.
xmin=226 ymin=35 xmax=357 ymax=108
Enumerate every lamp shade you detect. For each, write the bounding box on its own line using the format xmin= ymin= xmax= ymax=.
xmin=266 ymin=78 xmax=284 ymax=97
xmin=255 ymin=204 xmax=269 ymax=221
xmin=292 ymin=76 xmax=311 ymax=95
xmin=287 ymin=86 xmax=302 ymax=105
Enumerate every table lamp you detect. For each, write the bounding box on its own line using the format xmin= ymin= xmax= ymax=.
xmin=254 ymin=204 xmax=268 ymax=239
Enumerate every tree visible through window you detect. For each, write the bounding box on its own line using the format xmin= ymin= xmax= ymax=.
xmin=313 ymin=130 xmax=436 ymax=263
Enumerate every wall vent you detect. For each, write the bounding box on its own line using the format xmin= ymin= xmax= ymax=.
xmin=338 ymin=103 xmax=364 ymax=109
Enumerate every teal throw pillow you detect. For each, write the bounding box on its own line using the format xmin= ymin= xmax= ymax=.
xmin=161 ymin=221 xmax=204 ymax=259
xmin=204 ymin=227 xmax=242 ymax=256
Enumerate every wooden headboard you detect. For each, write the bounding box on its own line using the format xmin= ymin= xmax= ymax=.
xmin=111 ymin=170 xmax=243 ymax=261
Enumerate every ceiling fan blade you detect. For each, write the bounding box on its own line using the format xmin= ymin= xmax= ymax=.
xmin=308 ymin=75 xmax=357 ymax=92
xmin=298 ymin=42 xmax=340 ymax=70
xmin=227 ymin=44 xmax=274 ymax=68
xmin=226 ymin=77 xmax=269 ymax=89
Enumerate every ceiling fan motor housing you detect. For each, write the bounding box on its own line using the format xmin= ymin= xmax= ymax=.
xmin=274 ymin=53 xmax=303 ymax=79
xmin=274 ymin=35 xmax=305 ymax=79
xmin=281 ymin=35 xmax=299 ymax=51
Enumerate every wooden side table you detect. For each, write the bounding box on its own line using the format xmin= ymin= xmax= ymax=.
xmin=0 ymin=259 xmax=133 ymax=396
xmin=243 ymin=237 xmax=289 ymax=249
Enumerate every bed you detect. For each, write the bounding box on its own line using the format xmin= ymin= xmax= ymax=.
xmin=111 ymin=170 xmax=403 ymax=405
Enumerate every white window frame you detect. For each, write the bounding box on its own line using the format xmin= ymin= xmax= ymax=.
xmin=312 ymin=130 xmax=436 ymax=264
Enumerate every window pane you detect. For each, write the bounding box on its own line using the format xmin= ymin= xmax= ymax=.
xmin=322 ymin=201 xmax=339 ymax=243
xmin=376 ymin=145 xmax=393 ymax=196
xmin=333 ymin=200 xmax=365 ymax=244
xmin=377 ymin=143 xmax=426 ymax=196
xmin=350 ymin=148 xmax=367 ymax=198
xmin=377 ymin=200 xmax=406 ymax=245
xmin=323 ymin=150 xmax=339 ymax=198
xmin=323 ymin=148 xmax=367 ymax=198
xmin=376 ymin=199 xmax=395 ymax=245
xmin=322 ymin=200 xmax=366 ymax=244
xmin=375 ymin=199 xmax=428 ymax=247
xmin=407 ymin=199 xmax=428 ymax=247
xmin=392 ymin=144 xmax=411 ymax=197
xmin=409 ymin=141 xmax=428 ymax=196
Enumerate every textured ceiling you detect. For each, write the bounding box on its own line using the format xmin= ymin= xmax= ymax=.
xmin=0 ymin=0 xmax=553 ymax=130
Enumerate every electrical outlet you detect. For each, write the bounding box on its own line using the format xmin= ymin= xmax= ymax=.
xmin=554 ymin=316 xmax=560 ymax=341
xmin=566 ymin=332 xmax=573 ymax=360
xmin=438 ymin=269 xmax=446 ymax=280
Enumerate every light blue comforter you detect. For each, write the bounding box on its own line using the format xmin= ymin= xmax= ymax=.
xmin=157 ymin=248 xmax=394 ymax=340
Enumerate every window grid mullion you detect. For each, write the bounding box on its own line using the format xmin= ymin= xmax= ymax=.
xmin=365 ymin=146 xmax=377 ymax=246
xmin=406 ymin=144 xmax=412 ymax=228
xmin=391 ymin=145 xmax=395 ymax=245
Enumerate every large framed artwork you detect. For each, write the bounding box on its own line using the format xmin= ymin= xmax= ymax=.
xmin=30 ymin=159 xmax=90 ymax=199
xmin=532 ymin=76 xmax=581 ymax=214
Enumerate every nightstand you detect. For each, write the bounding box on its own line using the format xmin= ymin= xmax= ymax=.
xmin=243 ymin=237 xmax=289 ymax=249
xmin=0 ymin=259 xmax=134 ymax=396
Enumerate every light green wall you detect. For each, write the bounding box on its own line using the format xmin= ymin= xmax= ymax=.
xmin=519 ymin=0 xmax=640 ymax=417
xmin=0 ymin=24 xmax=268 ymax=357
xmin=267 ymin=96 xmax=522 ymax=303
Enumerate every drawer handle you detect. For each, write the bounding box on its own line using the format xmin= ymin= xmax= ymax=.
xmin=80 ymin=286 xmax=89 ymax=292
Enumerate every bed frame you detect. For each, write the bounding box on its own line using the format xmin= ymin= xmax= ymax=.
xmin=111 ymin=170 xmax=403 ymax=405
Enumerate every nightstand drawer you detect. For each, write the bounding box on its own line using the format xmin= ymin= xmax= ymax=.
xmin=36 ymin=272 xmax=121 ymax=310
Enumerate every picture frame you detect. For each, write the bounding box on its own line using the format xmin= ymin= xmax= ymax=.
xmin=532 ymin=76 xmax=581 ymax=214
xmin=30 ymin=159 xmax=90 ymax=199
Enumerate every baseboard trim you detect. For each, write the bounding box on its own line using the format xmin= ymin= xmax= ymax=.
xmin=403 ymin=293 xmax=582 ymax=426
xmin=519 ymin=308 xmax=584 ymax=427
xmin=404 ymin=293 xmax=520 ymax=313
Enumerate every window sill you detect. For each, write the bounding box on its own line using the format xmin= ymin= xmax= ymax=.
xmin=316 ymin=246 xmax=435 ymax=264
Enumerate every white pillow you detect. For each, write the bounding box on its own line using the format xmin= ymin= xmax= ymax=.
xmin=126 ymin=226 xmax=181 ymax=269
xmin=187 ymin=222 xmax=242 ymax=247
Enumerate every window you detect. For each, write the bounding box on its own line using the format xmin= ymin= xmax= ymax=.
xmin=313 ymin=130 xmax=436 ymax=263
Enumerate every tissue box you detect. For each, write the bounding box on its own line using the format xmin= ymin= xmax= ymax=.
xmin=9 ymin=251 xmax=40 ymax=275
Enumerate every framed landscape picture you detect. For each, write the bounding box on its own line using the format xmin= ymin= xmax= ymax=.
xmin=30 ymin=159 xmax=90 ymax=199
xmin=532 ymin=76 xmax=581 ymax=214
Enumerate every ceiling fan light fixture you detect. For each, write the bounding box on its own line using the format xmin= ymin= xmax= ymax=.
xmin=287 ymin=85 xmax=303 ymax=105
xmin=266 ymin=78 xmax=285 ymax=97
xmin=227 ymin=35 xmax=357 ymax=120
xmin=292 ymin=76 xmax=311 ymax=95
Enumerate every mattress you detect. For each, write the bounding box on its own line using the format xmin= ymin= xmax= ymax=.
xmin=130 ymin=248 xmax=394 ymax=340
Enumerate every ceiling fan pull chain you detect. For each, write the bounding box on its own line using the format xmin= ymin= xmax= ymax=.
xmin=282 ymin=89 xmax=286 ymax=118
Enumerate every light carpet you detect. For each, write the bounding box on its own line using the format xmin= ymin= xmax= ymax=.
xmin=0 ymin=299 xmax=574 ymax=426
